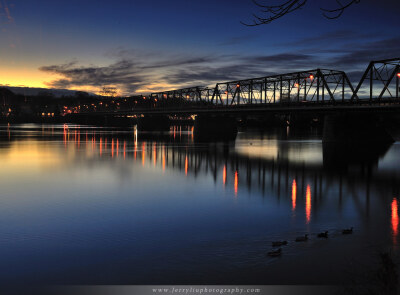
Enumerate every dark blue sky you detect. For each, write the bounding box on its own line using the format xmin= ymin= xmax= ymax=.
xmin=1 ymin=0 xmax=399 ymax=95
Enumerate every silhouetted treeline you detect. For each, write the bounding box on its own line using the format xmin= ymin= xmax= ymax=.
xmin=0 ymin=87 xmax=146 ymax=123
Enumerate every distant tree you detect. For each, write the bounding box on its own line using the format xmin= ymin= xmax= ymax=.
xmin=242 ymin=0 xmax=360 ymax=26
xmin=37 ymin=90 xmax=55 ymax=98
xmin=75 ymin=91 xmax=89 ymax=98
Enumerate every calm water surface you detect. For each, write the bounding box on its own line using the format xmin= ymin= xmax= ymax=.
xmin=0 ymin=124 xmax=399 ymax=285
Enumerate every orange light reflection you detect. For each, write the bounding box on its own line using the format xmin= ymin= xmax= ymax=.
xmin=162 ymin=149 xmax=166 ymax=171
xmin=153 ymin=144 xmax=157 ymax=166
xmin=234 ymin=171 xmax=238 ymax=196
xmin=392 ymin=198 xmax=399 ymax=242
xmin=292 ymin=179 xmax=297 ymax=211
xmin=185 ymin=156 xmax=188 ymax=175
xmin=142 ymin=142 xmax=146 ymax=166
xmin=223 ymin=165 xmax=227 ymax=186
xmin=306 ymin=184 xmax=311 ymax=224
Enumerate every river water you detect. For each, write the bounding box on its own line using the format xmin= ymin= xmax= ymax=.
xmin=0 ymin=124 xmax=399 ymax=287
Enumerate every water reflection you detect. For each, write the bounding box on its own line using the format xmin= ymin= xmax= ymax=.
xmin=292 ymin=179 xmax=297 ymax=212
xmin=0 ymin=124 xmax=400 ymax=285
xmin=392 ymin=198 xmax=399 ymax=243
xmin=234 ymin=170 xmax=238 ymax=196
xmin=306 ymin=184 xmax=311 ymax=224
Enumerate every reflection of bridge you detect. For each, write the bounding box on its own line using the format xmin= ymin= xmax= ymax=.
xmin=76 ymin=58 xmax=400 ymax=142
xmin=46 ymin=126 xmax=400 ymax=222
xmin=1 ymin=125 xmax=399 ymax=222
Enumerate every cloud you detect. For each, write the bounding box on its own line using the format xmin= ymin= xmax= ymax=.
xmin=39 ymin=36 xmax=400 ymax=95
xmin=218 ymin=35 xmax=257 ymax=46
xmin=281 ymin=30 xmax=373 ymax=47
xmin=40 ymin=59 xmax=147 ymax=94
xmin=327 ymin=37 xmax=400 ymax=68
xmin=38 ymin=51 xmax=321 ymax=94
xmin=0 ymin=0 xmax=14 ymax=24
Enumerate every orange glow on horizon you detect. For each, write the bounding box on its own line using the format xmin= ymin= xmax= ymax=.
xmin=0 ymin=67 xmax=104 ymax=95
xmin=392 ymin=198 xmax=399 ymax=242
xmin=292 ymin=179 xmax=297 ymax=211
xmin=306 ymin=184 xmax=311 ymax=224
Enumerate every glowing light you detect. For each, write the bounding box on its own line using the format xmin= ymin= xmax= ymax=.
xmin=292 ymin=179 xmax=297 ymax=211
xmin=397 ymin=73 xmax=400 ymax=78
xmin=309 ymin=75 xmax=314 ymax=80
xmin=223 ymin=165 xmax=227 ymax=186
xmin=111 ymin=139 xmax=114 ymax=158
xmin=236 ymin=84 xmax=240 ymax=88
xmin=306 ymin=184 xmax=311 ymax=224
xmin=99 ymin=138 xmax=102 ymax=156
xmin=234 ymin=171 xmax=238 ymax=196
xmin=186 ymin=95 xmax=190 ymax=99
xmin=294 ymin=83 xmax=299 ymax=88
xmin=185 ymin=156 xmax=188 ymax=175
xmin=392 ymin=198 xmax=399 ymax=240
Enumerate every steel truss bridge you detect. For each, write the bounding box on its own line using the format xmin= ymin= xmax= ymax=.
xmin=136 ymin=58 xmax=400 ymax=114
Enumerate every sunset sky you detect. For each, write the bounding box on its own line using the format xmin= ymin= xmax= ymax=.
xmin=0 ymin=0 xmax=399 ymax=96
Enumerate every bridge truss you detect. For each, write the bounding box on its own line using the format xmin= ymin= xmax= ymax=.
xmin=352 ymin=58 xmax=400 ymax=101
xmin=148 ymin=58 xmax=400 ymax=108
xmin=150 ymin=69 xmax=356 ymax=107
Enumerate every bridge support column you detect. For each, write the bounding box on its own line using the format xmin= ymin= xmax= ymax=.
xmin=137 ymin=115 xmax=170 ymax=131
xmin=194 ymin=115 xmax=238 ymax=141
xmin=323 ymin=112 xmax=394 ymax=143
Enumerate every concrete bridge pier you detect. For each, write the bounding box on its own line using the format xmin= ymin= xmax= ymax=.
xmin=194 ymin=115 xmax=238 ymax=142
xmin=323 ymin=112 xmax=394 ymax=143
xmin=137 ymin=115 xmax=170 ymax=131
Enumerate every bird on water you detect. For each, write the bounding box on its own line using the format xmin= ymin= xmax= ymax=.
xmin=267 ymin=248 xmax=282 ymax=257
xmin=317 ymin=231 xmax=328 ymax=238
xmin=272 ymin=241 xmax=288 ymax=247
xmin=295 ymin=234 xmax=308 ymax=242
xmin=342 ymin=227 xmax=353 ymax=234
